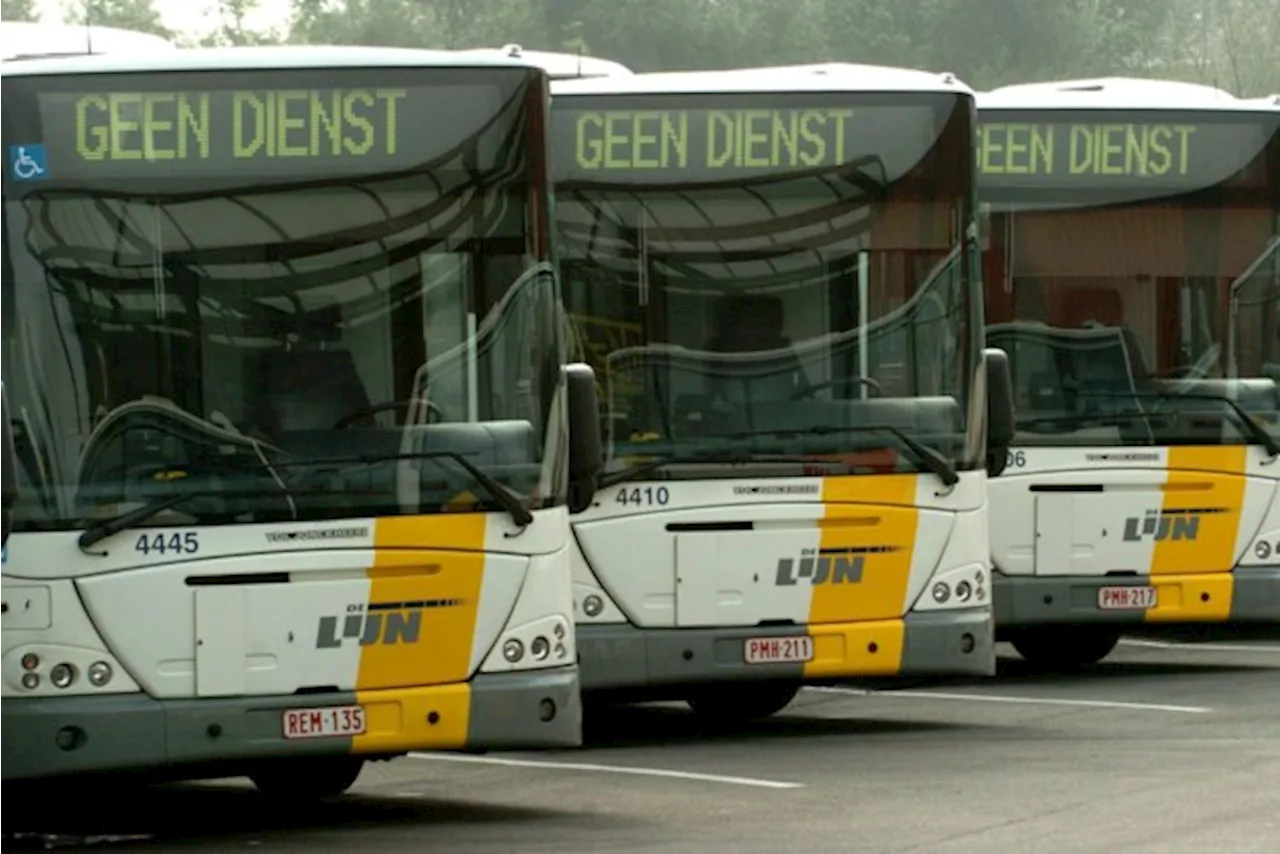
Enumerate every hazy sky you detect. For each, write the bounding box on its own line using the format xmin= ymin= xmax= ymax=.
xmin=36 ymin=0 xmax=293 ymax=37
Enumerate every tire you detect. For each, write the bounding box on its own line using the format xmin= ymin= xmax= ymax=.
xmin=250 ymin=757 xmax=365 ymax=799
xmin=1009 ymin=627 xmax=1121 ymax=668
xmin=685 ymin=682 xmax=801 ymax=721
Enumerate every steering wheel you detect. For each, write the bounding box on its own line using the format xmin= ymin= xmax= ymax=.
xmin=332 ymin=399 xmax=444 ymax=430
xmin=791 ymin=375 xmax=883 ymax=400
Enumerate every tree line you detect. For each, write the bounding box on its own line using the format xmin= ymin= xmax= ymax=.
xmin=3 ymin=0 xmax=1277 ymax=97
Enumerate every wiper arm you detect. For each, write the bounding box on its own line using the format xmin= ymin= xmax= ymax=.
xmin=599 ymin=451 xmax=842 ymax=489
xmin=1016 ymin=410 xmax=1160 ymax=430
xmin=715 ymin=425 xmax=960 ymax=488
xmin=277 ymin=450 xmax=534 ymax=527
xmin=79 ymin=486 xmax=285 ymax=555
xmin=1079 ymin=390 xmax=1280 ymax=458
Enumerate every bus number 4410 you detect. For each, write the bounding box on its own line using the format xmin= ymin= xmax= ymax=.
xmin=134 ymin=532 xmax=200 ymax=555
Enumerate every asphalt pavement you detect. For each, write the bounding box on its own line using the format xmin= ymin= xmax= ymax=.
xmin=4 ymin=635 xmax=1279 ymax=853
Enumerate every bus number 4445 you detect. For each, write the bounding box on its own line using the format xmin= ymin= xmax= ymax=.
xmin=134 ymin=532 xmax=200 ymax=555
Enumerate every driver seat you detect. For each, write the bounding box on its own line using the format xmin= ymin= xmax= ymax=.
xmin=704 ymin=294 xmax=809 ymax=403
xmin=251 ymin=348 xmax=374 ymax=435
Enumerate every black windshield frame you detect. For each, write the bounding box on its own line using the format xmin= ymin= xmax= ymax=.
xmin=2 ymin=64 xmax=570 ymax=532
xmin=552 ymin=89 xmax=983 ymax=481
xmin=980 ymin=107 xmax=1280 ymax=450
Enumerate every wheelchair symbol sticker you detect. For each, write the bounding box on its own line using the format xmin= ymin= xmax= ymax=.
xmin=8 ymin=144 xmax=49 ymax=181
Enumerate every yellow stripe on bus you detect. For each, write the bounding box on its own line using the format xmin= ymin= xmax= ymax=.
xmin=355 ymin=515 xmax=487 ymax=692
xmin=810 ymin=474 xmax=919 ymax=627
xmin=1149 ymin=446 xmax=1247 ymax=577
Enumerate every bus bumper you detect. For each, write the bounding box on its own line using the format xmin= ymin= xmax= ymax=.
xmin=992 ymin=569 xmax=1280 ymax=630
xmin=577 ymin=609 xmax=994 ymax=692
xmin=1 ymin=666 xmax=581 ymax=782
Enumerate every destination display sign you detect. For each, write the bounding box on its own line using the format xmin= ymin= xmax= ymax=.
xmin=976 ymin=113 xmax=1277 ymax=191
xmin=552 ymin=95 xmax=955 ymax=185
xmin=16 ymin=71 xmax=518 ymax=184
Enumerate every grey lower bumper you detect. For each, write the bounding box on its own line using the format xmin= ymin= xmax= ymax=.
xmin=576 ymin=609 xmax=994 ymax=692
xmin=992 ymin=569 xmax=1280 ymax=630
xmin=2 ymin=668 xmax=581 ymax=783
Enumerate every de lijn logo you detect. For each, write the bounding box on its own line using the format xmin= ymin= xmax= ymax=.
xmin=8 ymin=144 xmax=49 ymax=182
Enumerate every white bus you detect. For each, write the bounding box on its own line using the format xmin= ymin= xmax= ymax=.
xmin=549 ymin=65 xmax=1015 ymax=719
xmin=1 ymin=45 xmax=602 ymax=795
xmin=1 ymin=21 xmax=175 ymax=61
xmin=978 ymin=78 xmax=1280 ymax=665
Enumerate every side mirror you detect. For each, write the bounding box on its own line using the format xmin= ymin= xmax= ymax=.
xmin=564 ymin=362 xmax=602 ymax=514
xmin=2 ymin=387 xmax=16 ymax=546
xmin=984 ymin=347 xmax=1016 ymax=478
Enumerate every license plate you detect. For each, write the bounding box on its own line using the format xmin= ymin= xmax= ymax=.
xmin=1097 ymin=585 xmax=1157 ymax=610
xmin=282 ymin=705 xmax=367 ymax=740
xmin=744 ymin=636 xmax=814 ymax=664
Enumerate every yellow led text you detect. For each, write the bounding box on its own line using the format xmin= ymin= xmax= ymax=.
xmin=574 ymin=108 xmax=855 ymax=171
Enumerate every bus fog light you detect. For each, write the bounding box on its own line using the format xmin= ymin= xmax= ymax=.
xmin=538 ymin=698 xmax=556 ymax=722
xmin=21 ymin=653 xmax=39 ymax=671
xmin=50 ymin=663 xmax=76 ymax=689
xmin=21 ymin=672 xmax=39 ymax=689
xmin=931 ymin=582 xmax=951 ymax=603
xmin=582 ymin=595 xmax=604 ymax=617
xmin=88 ymin=661 xmax=113 ymax=687
xmin=960 ymin=633 xmax=976 ymax=653
xmin=502 ymin=639 xmax=524 ymax=662
xmin=955 ymin=581 xmax=972 ymax=602
xmin=531 ymin=636 xmax=550 ymax=660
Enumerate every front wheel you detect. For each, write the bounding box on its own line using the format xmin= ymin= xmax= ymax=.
xmin=1008 ymin=626 xmax=1121 ymax=668
xmin=250 ymin=757 xmax=365 ymax=799
xmin=685 ymin=682 xmax=801 ymax=721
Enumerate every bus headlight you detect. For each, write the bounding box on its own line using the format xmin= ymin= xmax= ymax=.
xmin=931 ymin=582 xmax=951 ymax=603
xmin=50 ymin=663 xmax=77 ymax=689
xmin=955 ymin=581 xmax=973 ymax=602
xmin=582 ymin=595 xmax=604 ymax=617
xmin=88 ymin=661 xmax=113 ymax=687
xmin=503 ymin=639 xmax=525 ymax=663
xmin=21 ymin=672 xmax=39 ymax=690
xmin=531 ymin=636 xmax=550 ymax=661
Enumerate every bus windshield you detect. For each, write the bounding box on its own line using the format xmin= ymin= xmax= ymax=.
xmin=980 ymin=110 xmax=1280 ymax=448
xmin=553 ymin=91 xmax=980 ymax=477
xmin=1 ymin=65 xmax=564 ymax=532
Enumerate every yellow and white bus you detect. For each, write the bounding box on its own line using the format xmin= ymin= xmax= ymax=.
xmin=548 ymin=65 xmax=1015 ymax=720
xmin=1 ymin=45 xmax=601 ymax=795
xmin=978 ymin=78 xmax=1280 ymax=665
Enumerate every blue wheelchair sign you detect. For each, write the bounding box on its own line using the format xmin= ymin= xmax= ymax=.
xmin=8 ymin=144 xmax=49 ymax=181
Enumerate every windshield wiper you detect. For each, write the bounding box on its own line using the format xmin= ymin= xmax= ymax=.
xmin=78 ymin=489 xmax=221 ymax=554
xmin=77 ymin=450 xmax=534 ymax=554
xmin=1015 ymin=410 xmax=1164 ymax=431
xmin=714 ymin=425 xmax=960 ymax=487
xmin=272 ymin=450 xmax=534 ymax=527
xmin=599 ymin=451 xmax=847 ymax=488
xmin=1078 ymin=390 xmax=1280 ymax=458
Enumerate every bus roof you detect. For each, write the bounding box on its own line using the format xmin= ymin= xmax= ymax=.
xmin=978 ymin=76 xmax=1276 ymax=114
xmin=455 ymin=44 xmax=633 ymax=78
xmin=1 ymin=21 xmax=174 ymax=61
xmin=0 ymin=44 xmax=548 ymax=78
xmin=552 ymin=63 xmax=973 ymax=97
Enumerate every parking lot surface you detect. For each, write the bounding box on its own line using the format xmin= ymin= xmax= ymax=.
xmin=5 ymin=636 xmax=1279 ymax=853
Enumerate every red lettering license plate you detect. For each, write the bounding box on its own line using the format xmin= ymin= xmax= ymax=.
xmin=1097 ymin=586 xmax=1157 ymax=611
xmin=744 ymin=636 xmax=814 ymax=664
xmin=281 ymin=704 xmax=367 ymax=740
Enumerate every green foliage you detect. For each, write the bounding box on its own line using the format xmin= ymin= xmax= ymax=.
xmin=64 ymin=0 xmax=173 ymax=38
xmin=1 ymin=0 xmax=39 ymax=21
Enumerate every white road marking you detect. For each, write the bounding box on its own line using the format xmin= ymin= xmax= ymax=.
xmin=408 ymin=752 xmax=803 ymax=789
xmin=1119 ymin=638 xmax=1280 ymax=654
xmin=804 ymin=685 xmax=1212 ymax=714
